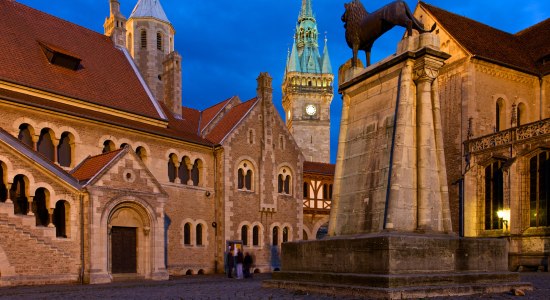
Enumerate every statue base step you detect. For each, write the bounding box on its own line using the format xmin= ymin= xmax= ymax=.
xmin=263 ymin=232 xmax=532 ymax=298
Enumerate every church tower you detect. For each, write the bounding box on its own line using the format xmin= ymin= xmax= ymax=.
xmin=282 ymin=0 xmax=333 ymax=163
xmin=124 ymin=0 xmax=182 ymax=118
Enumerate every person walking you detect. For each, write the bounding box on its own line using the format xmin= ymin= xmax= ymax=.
xmin=236 ymin=249 xmax=244 ymax=279
xmin=243 ymin=252 xmax=253 ymax=278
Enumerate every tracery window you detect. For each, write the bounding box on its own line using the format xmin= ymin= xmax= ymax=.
xmin=530 ymin=152 xmax=550 ymax=227
xmin=485 ymin=161 xmax=504 ymax=230
xmin=237 ymin=161 xmax=253 ymax=191
xmin=277 ymin=167 xmax=291 ymax=195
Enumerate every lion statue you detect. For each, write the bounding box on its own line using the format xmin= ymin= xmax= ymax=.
xmin=342 ymin=0 xmax=436 ymax=67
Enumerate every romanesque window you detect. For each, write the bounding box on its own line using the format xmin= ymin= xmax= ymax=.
xmin=252 ymin=225 xmax=260 ymax=246
xmin=140 ymin=29 xmax=147 ymax=49
xmin=53 ymin=200 xmax=69 ymax=238
xmin=282 ymin=226 xmax=289 ymax=243
xmin=18 ymin=124 xmax=34 ymax=148
xmin=237 ymin=161 xmax=253 ymax=191
xmin=34 ymin=188 xmax=49 ymax=227
xmin=277 ymin=167 xmax=291 ymax=195
xmin=156 ymin=32 xmax=163 ymax=51
xmin=102 ymin=140 xmax=115 ymax=153
xmin=191 ymin=159 xmax=201 ymax=186
xmin=184 ymin=223 xmax=191 ymax=245
xmin=178 ymin=157 xmax=190 ymax=184
xmin=241 ymin=225 xmax=249 ymax=246
xmin=11 ymin=174 xmax=28 ymax=215
xmin=196 ymin=224 xmax=203 ymax=246
xmin=136 ymin=146 xmax=147 ymax=162
xmin=37 ymin=129 xmax=55 ymax=161
xmin=57 ymin=132 xmax=72 ymax=167
xmin=0 ymin=162 xmax=7 ymax=202
xmin=272 ymin=226 xmax=279 ymax=246
xmin=485 ymin=161 xmax=504 ymax=230
xmin=529 ymin=152 xmax=550 ymax=227
xmin=168 ymin=154 xmax=178 ymax=183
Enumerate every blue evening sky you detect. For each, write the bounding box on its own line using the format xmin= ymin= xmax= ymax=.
xmin=15 ymin=0 xmax=549 ymax=163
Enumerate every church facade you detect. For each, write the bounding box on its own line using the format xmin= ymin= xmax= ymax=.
xmin=0 ymin=0 xmax=335 ymax=286
xmin=411 ymin=2 xmax=550 ymax=271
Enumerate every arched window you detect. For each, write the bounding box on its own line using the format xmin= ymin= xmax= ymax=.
xmin=168 ymin=154 xmax=180 ymax=183
xmin=57 ymin=132 xmax=72 ymax=167
xmin=178 ymin=157 xmax=190 ymax=184
xmin=252 ymin=225 xmax=259 ymax=246
xmin=120 ymin=143 xmax=129 ymax=149
xmin=140 ymin=29 xmax=147 ymax=49
xmin=237 ymin=161 xmax=254 ymax=191
xmin=37 ymin=128 xmax=55 ymax=161
xmin=18 ymin=124 xmax=34 ymax=148
xmin=277 ymin=167 xmax=292 ymax=195
xmin=530 ymin=151 xmax=550 ymax=227
xmin=0 ymin=162 xmax=7 ymax=202
xmin=156 ymin=32 xmax=163 ymax=51
xmin=282 ymin=227 xmax=289 ymax=243
xmin=102 ymin=140 xmax=115 ymax=153
xmin=53 ymin=200 xmax=69 ymax=238
xmin=34 ymin=188 xmax=49 ymax=227
xmin=196 ymin=224 xmax=203 ymax=246
xmin=191 ymin=159 xmax=201 ymax=186
xmin=272 ymin=226 xmax=279 ymax=246
xmin=241 ymin=225 xmax=249 ymax=246
xmin=136 ymin=146 xmax=147 ymax=162
xmin=11 ymin=175 xmax=28 ymax=215
xmin=485 ymin=161 xmax=504 ymax=230
xmin=184 ymin=223 xmax=191 ymax=245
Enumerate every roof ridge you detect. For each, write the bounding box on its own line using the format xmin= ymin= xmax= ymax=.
xmin=515 ymin=18 xmax=550 ymax=36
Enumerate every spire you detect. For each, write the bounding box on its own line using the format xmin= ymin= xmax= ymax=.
xmin=287 ymin=39 xmax=300 ymax=73
xmin=321 ymin=35 xmax=332 ymax=74
xmin=130 ymin=0 xmax=170 ymax=24
xmin=299 ymin=0 xmax=314 ymax=21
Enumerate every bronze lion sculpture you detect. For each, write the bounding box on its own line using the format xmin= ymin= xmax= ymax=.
xmin=342 ymin=0 xmax=436 ymax=67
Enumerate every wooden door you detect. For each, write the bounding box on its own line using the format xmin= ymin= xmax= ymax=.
xmin=111 ymin=226 xmax=137 ymax=273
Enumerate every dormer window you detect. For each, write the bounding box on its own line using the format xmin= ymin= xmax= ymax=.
xmin=40 ymin=42 xmax=81 ymax=70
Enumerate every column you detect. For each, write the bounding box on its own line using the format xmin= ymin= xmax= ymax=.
xmin=48 ymin=207 xmax=55 ymax=228
xmin=27 ymin=195 xmax=35 ymax=216
xmin=413 ymin=55 xmax=446 ymax=232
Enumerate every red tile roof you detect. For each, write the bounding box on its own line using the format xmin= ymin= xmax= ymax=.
xmin=0 ymin=88 xmax=213 ymax=146
xmin=71 ymin=149 xmax=124 ymax=182
xmin=303 ymin=161 xmax=335 ymax=176
xmin=420 ymin=2 xmax=549 ymax=75
xmin=205 ymin=98 xmax=258 ymax=144
xmin=200 ymin=98 xmax=233 ymax=133
xmin=0 ymin=1 xmax=164 ymax=120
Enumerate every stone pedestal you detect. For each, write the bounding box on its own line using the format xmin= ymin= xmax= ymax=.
xmin=264 ymin=34 xmax=531 ymax=298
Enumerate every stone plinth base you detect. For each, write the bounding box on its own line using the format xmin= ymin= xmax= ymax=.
xmin=263 ymin=233 xmax=532 ymax=299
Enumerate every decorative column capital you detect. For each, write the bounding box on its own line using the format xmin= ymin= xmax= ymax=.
xmin=413 ymin=56 xmax=445 ymax=83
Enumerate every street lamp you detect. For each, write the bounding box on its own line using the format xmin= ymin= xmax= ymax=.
xmin=497 ymin=209 xmax=510 ymax=231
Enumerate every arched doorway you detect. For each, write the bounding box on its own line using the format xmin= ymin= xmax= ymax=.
xmin=108 ymin=202 xmax=152 ymax=277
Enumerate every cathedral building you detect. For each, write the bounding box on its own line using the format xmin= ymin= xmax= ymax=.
xmin=411 ymin=2 xmax=550 ymax=271
xmin=0 ymin=0 xmax=313 ymax=286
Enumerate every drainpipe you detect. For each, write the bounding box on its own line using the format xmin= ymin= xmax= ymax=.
xmin=540 ymin=77 xmax=543 ymax=121
xmin=213 ymin=146 xmax=218 ymax=273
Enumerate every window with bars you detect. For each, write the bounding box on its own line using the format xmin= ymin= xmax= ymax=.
xmin=140 ymin=30 xmax=147 ymax=49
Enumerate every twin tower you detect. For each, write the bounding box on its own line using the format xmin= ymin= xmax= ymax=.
xmin=104 ymin=0 xmax=333 ymax=163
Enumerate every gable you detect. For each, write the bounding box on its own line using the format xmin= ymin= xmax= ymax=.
xmin=83 ymin=148 xmax=167 ymax=196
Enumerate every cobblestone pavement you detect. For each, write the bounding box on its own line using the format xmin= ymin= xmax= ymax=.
xmin=0 ymin=272 xmax=548 ymax=300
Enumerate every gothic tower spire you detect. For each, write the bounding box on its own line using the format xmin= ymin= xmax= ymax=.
xmin=282 ymin=0 xmax=333 ymax=163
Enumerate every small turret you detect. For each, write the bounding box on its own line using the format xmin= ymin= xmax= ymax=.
xmin=104 ymin=0 xmax=127 ymax=48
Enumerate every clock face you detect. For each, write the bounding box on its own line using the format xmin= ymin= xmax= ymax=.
xmin=305 ymin=104 xmax=317 ymax=116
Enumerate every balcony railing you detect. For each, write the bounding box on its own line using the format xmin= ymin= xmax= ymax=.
xmin=465 ymin=118 xmax=550 ymax=154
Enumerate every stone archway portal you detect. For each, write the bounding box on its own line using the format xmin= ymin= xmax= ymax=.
xmin=111 ymin=226 xmax=137 ymax=274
